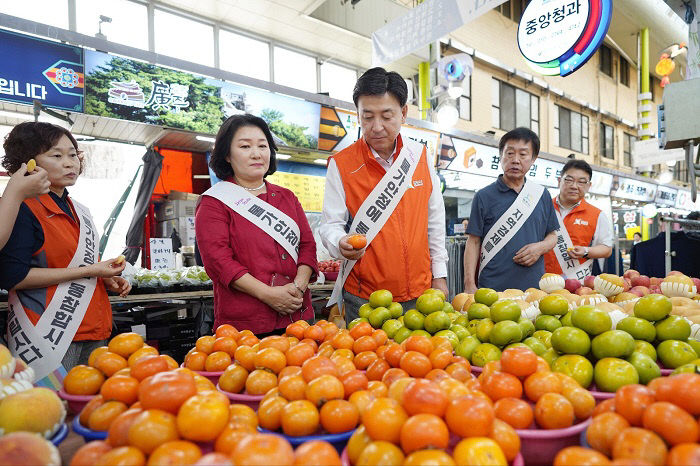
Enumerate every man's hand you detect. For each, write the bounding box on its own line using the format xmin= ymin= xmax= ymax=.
xmin=104 ymin=276 xmax=131 ymax=297
xmin=338 ymin=235 xmax=365 ymax=261
xmin=568 ymin=246 xmax=587 ymax=259
xmin=513 ymin=242 xmax=545 ymax=267
xmin=431 ymin=278 xmax=449 ymax=297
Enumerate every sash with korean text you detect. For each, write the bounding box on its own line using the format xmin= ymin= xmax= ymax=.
xmin=552 ymin=209 xmax=593 ymax=280
xmin=328 ymin=138 xmax=423 ymax=309
xmin=6 ymin=200 xmax=99 ymax=383
xmin=479 ymin=180 xmax=545 ymax=273
xmin=203 ymin=181 xmax=300 ymax=263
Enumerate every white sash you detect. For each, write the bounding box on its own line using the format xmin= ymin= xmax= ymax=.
xmin=203 ymin=181 xmax=300 ymax=263
xmin=328 ymin=138 xmax=424 ymax=309
xmin=479 ymin=180 xmax=545 ymax=273
xmin=6 ymin=200 xmax=99 ymax=382
xmin=552 ymin=208 xmax=593 ymax=280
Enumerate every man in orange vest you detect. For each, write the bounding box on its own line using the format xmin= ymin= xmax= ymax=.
xmin=544 ymin=159 xmax=613 ymax=278
xmin=320 ymin=67 xmax=448 ymax=324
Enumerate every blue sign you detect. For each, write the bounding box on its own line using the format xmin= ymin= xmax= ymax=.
xmin=0 ymin=28 xmax=84 ymax=111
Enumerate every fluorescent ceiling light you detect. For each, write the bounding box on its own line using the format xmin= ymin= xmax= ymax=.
xmin=313 ymin=159 xmax=327 ymax=165
xmin=196 ymin=135 xmax=216 ymax=143
xmin=276 ymin=154 xmax=291 ymax=160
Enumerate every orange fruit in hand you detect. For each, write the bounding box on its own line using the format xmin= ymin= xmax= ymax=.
xmin=230 ymin=433 xmax=295 ymax=466
xmin=281 ymin=399 xmax=320 ymax=437
xmin=294 ymin=440 xmax=342 ymax=466
xmin=100 ymin=375 xmax=139 ymax=405
xmin=176 ymin=391 xmax=230 ymax=442
xmin=319 ymin=399 xmax=359 ymax=433
xmin=399 ymin=413 xmax=449 ymax=454
xmin=146 ymin=440 xmax=202 ymax=465
xmin=127 ymin=409 xmax=179 ymax=454
xmin=535 ymin=393 xmax=575 ymax=429
xmin=347 ymin=234 xmax=367 ymax=249
xmin=64 ymin=365 xmax=105 ymax=395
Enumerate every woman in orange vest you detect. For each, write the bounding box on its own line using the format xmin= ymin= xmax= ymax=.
xmin=0 ymin=122 xmax=130 ymax=371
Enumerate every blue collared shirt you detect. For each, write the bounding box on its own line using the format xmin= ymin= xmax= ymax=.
xmin=467 ymin=176 xmax=558 ymax=291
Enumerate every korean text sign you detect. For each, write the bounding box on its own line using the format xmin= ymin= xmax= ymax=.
xmin=0 ymin=28 xmax=84 ymax=111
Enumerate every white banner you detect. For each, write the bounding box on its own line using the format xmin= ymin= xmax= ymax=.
xmin=479 ymin=180 xmax=545 ymax=273
xmin=329 ymin=139 xmax=424 ymax=308
xmin=372 ymin=0 xmax=507 ymax=65
xmin=552 ymin=209 xmax=593 ymax=280
xmin=7 ymin=201 xmax=99 ymax=382
xmin=202 ymin=182 xmax=301 ymax=263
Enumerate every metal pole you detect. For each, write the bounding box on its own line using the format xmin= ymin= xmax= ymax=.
xmin=640 ymin=28 xmax=650 ymax=141
xmin=664 ymin=218 xmax=672 ymax=276
xmin=419 ymin=62 xmax=431 ymax=120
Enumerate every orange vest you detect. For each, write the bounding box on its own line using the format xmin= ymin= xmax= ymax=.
xmin=19 ymin=194 xmax=112 ymax=341
xmin=332 ymin=136 xmax=432 ymax=302
xmin=544 ymin=198 xmax=601 ymax=275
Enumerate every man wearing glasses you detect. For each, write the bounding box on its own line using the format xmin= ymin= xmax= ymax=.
xmin=464 ymin=128 xmax=558 ymax=293
xmin=544 ymin=159 xmax=613 ymax=279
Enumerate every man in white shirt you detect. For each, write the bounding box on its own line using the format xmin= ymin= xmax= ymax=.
xmin=319 ymin=67 xmax=449 ymax=324
xmin=544 ymin=159 xmax=613 ymax=278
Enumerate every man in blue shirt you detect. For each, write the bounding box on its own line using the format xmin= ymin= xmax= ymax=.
xmin=463 ymin=128 xmax=558 ymax=292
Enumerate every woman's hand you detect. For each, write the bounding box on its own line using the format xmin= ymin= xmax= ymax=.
xmin=263 ymin=284 xmax=303 ymax=315
xmin=104 ymin=276 xmax=132 ymax=297
xmin=87 ymin=258 xmax=126 ymax=278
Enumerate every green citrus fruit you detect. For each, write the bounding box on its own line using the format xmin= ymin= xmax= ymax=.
xmin=424 ymin=311 xmax=451 ymax=334
xmin=626 ymin=352 xmax=661 ymax=385
xmin=594 ymin=358 xmax=638 ymax=392
xmin=535 ymin=315 xmax=562 ymax=332
xmin=403 ymin=309 xmax=425 ymax=330
xmin=532 ymin=330 xmax=553 ymax=348
xmin=435 ymin=329 xmax=459 ymax=348
xmin=358 ymin=303 xmax=373 ymax=319
xmin=424 ymin=288 xmax=447 ymax=301
xmin=393 ymin=326 xmax=412 ymax=344
xmin=475 ymin=319 xmax=495 ymax=343
xmin=560 ymin=311 xmax=573 ymax=327
xmin=687 ymin=339 xmax=700 ymax=357
xmin=454 ymin=314 xmax=469 ymax=328
xmin=471 ymin=343 xmax=502 ymax=367
xmin=523 ymin=337 xmax=547 ymax=356
xmin=541 ymin=348 xmax=558 ymax=367
xmin=633 ymin=340 xmax=657 ymax=361
xmin=655 ymin=315 xmax=691 ymax=341
xmin=474 ymin=288 xmax=499 ymax=306
xmin=388 ymin=302 xmax=404 ymax=319
xmin=518 ymin=318 xmax=535 ymax=339
xmin=571 ymin=305 xmax=612 ymax=336
xmin=616 ymin=317 xmax=656 ymax=342
xmin=369 ymin=289 xmax=393 ymax=308
xmin=489 ymin=321 xmax=523 ymax=347
xmin=348 ymin=317 xmax=368 ymax=329
xmin=411 ymin=329 xmax=432 ymax=338
xmin=539 ymin=295 xmax=569 ymax=316
xmin=591 ymin=330 xmax=635 ymax=360
xmin=551 ymin=327 xmax=591 ymax=355
xmin=416 ymin=293 xmax=445 ymax=315
xmin=657 ymin=340 xmax=698 ymax=368
xmin=368 ymin=307 xmax=391 ymax=329
xmin=455 ymin=336 xmax=480 ymax=360
xmin=551 ymin=354 xmax=594 ymax=388
xmin=633 ymin=294 xmax=671 ymax=321
xmin=490 ymin=300 xmax=521 ymax=322
xmin=381 ymin=319 xmax=403 ymax=339
xmin=467 ymin=303 xmax=491 ymax=321
xmin=450 ymin=324 xmax=469 ymax=341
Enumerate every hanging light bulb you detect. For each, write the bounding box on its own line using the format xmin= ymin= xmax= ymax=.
xmin=436 ymin=102 xmax=459 ymax=128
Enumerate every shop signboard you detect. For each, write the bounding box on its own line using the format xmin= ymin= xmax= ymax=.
xmin=612 ymin=209 xmax=640 ymax=240
xmin=439 ymin=135 xmax=612 ymax=193
xmin=610 ymin=177 xmax=657 ymax=202
xmin=330 ymin=109 xmax=360 ymax=152
xmin=632 ymin=138 xmax=685 ymax=167
xmin=676 ymin=189 xmax=698 ymax=211
xmin=265 ymin=171 xmax=325 ymax=213
xmin=401 ymin=125 xmax=441 ymax=166
xmin=655 ymin=185 xmax=678 ymax=207
xmin=0 ymin=28 xmax=84 ymax=111
xmin=441 ymin=169 xmax=494 ymax=192
xmin=85 ymin=50 xmax=320 ymax=149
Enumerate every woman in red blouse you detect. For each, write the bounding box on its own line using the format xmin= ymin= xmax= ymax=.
xmin=195 ymin=114 xmax=317 ymax=336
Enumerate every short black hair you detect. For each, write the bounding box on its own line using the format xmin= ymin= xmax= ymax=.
xmin=634 ymin=232 xmax=642 ymax=238
xmin=2 ymin=122 xmax=80 ymax=174
xmin=498 ymin=127 xmax=540 ymax=158
xmin=353 ymin=67 xmax=408 ymax=108
xmin=209 ymin=114 xmax=278 ymax=180
xmin=561 ymin=159 xmax=593 ymax=180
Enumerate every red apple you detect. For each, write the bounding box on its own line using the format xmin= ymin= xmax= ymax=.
xmin=692 ymin=278 xmax=700 ymax=290
xmin=629 ymin=286 xmax=650 ymax=297
xmin=631 ymin=275 xmax=651 ymax=288
xmin=564 ymin=279 xmax=582 ymax=293
xmin=667 ymin=270 xmax=683 ymax=277
xmin=583 ymin=275 xmax=596 ymax=289
xmin=624 ymin=269 xmax=641 ymax=280
xmin=649 ymin=277 xmax=662 ymax=286
xmin=575 ymin=286 xmax=595 ymax=296
xmin=649 ymin=285 xmax=662 ymax=294
xmin=622 ymin=278 xmax=631 ymax=292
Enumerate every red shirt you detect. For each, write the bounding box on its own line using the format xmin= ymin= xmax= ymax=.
xmin=195 ymin=179 xmax=317 ymax=334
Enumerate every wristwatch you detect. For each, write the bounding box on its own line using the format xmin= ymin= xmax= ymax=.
xmin=583 ymin=247 xmax=590 ymax=258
